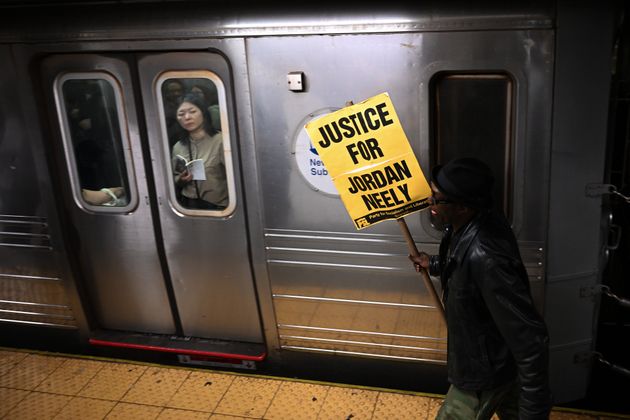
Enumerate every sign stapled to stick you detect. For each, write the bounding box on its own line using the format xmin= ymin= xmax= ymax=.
xmin=305 ymin=92 xmax=432 ymax=229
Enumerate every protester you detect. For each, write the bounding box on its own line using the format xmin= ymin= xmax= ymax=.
xmin=409 ymin=157 xmax=553 ymax=419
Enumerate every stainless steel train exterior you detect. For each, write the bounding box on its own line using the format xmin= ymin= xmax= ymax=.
xmin=0 ymin=0 xmax=617 ymax=404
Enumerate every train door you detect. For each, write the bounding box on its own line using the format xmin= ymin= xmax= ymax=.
xmin=41 ymin=53 xmax=264 ymax=355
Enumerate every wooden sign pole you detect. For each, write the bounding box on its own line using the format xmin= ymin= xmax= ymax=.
xmin=397 ymin=218 xmax=447 ymax=324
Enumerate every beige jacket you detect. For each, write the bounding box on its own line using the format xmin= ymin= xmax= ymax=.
xmin=172 ymin=132 xmax=228 ymax=207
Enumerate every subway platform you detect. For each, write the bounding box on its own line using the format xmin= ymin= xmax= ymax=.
xmin=1 ymin=347 xmax=628 ymax=420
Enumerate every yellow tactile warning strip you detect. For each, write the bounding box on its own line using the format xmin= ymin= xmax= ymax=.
xmin=214 ymin=376 xmax=281 ymax=417
xmin=54 ymin=396 xmax=116 ymax=419
xmin=0 ymin=347 xmax=628 ymax=420
xmin=372 ymin=391 xmax=437 ymax=419
xmin=166 ymin=371 xmax=234 ymax=412
xmin=0 ymin=353 xmax=65 ymax=390
xmin=35 ymin=358 xmax=105 ymax=395
xmin=264 ymin=381 xmax=328 ymax=419
xmin=4 ymin=391 xmax=71 ymax=420
xmin=79 ymin=362 xmax=147 ymax=401
xmin=0 ymin=387 xmax=29 ymax=418
xmin=317 ymin=387 xmax=379 ymax=419
xmin=122 ymin=366 xmax=190 ymax=406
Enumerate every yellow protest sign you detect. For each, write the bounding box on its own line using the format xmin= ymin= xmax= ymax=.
xmin=305 ymin=92 xmax=431 ymax=229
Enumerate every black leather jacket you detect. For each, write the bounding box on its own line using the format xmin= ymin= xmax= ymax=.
xmin=430 ymin=210 xmax=552 ymax=419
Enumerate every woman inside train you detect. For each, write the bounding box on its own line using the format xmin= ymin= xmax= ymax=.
xmin=171 ymin=93 xmax=227 ymax=210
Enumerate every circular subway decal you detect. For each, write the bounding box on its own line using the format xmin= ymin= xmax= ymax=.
xmin=293 ymin=110 xmax=339 ymax=196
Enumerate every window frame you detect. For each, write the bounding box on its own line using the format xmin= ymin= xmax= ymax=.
xmin=156 ymin=70 xmax=236 ymax=217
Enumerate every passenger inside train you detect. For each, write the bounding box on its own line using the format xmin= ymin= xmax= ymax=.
xmin=170 ymin=92 xmax=228 ymax=210
xmin=62 ymin=79 xmax=128 ymax=207
xmin=162 ymin=78 xmax=187 ymax=148
xmin=189 ymin=81 xmax=222 ymax=132
xmin=81 ymin=187 xmax=126 ymax=206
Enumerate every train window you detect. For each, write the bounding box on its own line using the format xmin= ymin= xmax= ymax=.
xmin=56 ymin=75 xmax=133 ymax=211
xmin=430 ymin=73 xmax=513 ymax=226
xmin=158 ymin=72 xmax=235 ymax=216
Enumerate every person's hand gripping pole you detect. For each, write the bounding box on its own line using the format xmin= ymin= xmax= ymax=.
xmin=397 ymin=218 xmax=446 ymax=324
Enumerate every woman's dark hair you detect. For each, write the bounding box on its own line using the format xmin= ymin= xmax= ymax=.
xmin=177 ymin=93 xmax=218 ymax=137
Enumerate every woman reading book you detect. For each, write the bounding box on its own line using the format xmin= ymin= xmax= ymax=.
xmin=171 ymin=93 xmax=227 ymax=210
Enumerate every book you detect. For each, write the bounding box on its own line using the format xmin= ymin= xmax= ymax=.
xmin=174 ymin=154 xmax=206 ymax=181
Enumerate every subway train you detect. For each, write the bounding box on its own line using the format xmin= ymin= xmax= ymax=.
xmin=0 ymin=0 xmax=626 ymax=407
